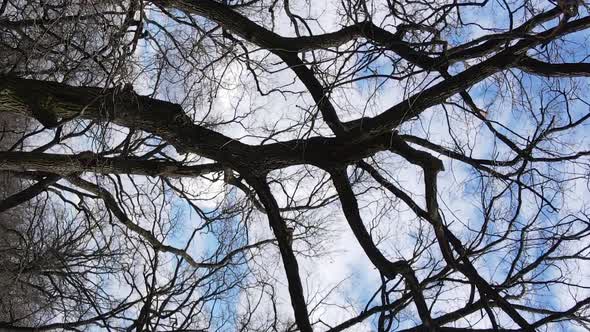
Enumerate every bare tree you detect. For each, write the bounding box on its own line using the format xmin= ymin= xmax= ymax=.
xmin=1 ymin=0 xmax=590 ymax=331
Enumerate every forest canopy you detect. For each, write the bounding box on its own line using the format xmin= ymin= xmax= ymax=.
xmin=1 ymin=0 xmax=590 ymax=331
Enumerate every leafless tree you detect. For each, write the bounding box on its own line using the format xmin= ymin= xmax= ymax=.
xmin=1 ymin=0 xmax=590 ymax=331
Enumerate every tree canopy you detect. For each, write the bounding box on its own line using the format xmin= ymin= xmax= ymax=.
xmin=1 ymin=0 xmax=590 ymax=331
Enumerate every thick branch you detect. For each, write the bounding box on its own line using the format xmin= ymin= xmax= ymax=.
xmin=342 ymin=16 xmax=590 ymax=137
xmin=0 ymin=76 xmax=403 ymax=172
xmin=0 ymin=151 xmax=222 ymax=177
xmin=330 ymin=169 xmax=435 ymax=329
xmin=152 ymin=0 xmax=401 ymax=53
xmin=0 ymin=174 xmax=61 ymax=212
xmin=516 ymin=57 xmax=590 ymax=77
xmin=247 ymin=176 xmax=313 ymax=332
